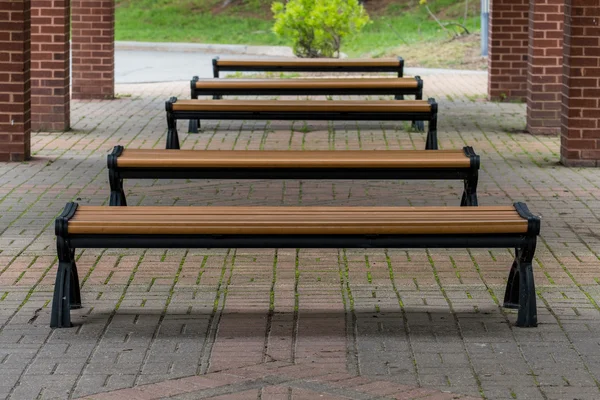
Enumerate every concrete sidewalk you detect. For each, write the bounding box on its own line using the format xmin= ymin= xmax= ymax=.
xmin=115 ymin=41 xmax=486 ymax=83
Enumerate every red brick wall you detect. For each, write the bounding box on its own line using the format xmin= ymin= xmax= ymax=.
xmin=31 ymin=0 xmax=70 ymax=131
xmin=72 ymin=0 xmax=114 ymax=100
xmin=0 ymin=0 xmax=32 ymax=161
xmin=526 ymin=0 xmax=564 ymax=135
xmin=560 ymin=0 xmax=600 ymax=166
xmin=488 ymin=0 xmax=529 ymax=101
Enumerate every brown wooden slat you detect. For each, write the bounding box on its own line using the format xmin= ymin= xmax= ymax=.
xmin=67 ymin=206 xmax=528 ymax=235
xmin=75 ymin=206 xmax=516 ymax=213
xmin=71 ymin=215 xmax=524 ymax=222
xmin=74 ymin=207 xmax=515 ymax=214
xmin=195 ymin=78 xmax=418 ymax=89
xmin=116 ymin=150 xmax=470 ymax=169
xmin=216 ymin=58 xmax=400 ymax=67
xmin=171 ymin=100 xmax=431 ymax=113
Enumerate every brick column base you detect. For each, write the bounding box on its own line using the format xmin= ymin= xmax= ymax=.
xmin=31 ymin=0 xmax=70 ymax=131
xmin=560 ymin=0 xmax=600 ymax=167
xmin=72 ymin=0 xmax=114 ymax=100
xmin=0 ymin=0 xmax=32 ymax=161
xmin=488 ymin=0 xmax=529 ymax=101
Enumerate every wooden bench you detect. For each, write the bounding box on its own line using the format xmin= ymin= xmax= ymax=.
xmin=51 ymin=203 xmax=541 ymax=328
xmin=107 ymin=146 xmax=479 ymax=207
xmin=212 ymin=57 xmax=405 ymax=78
xmin=188 ymin=76 xmax=425 ymax=132
xmin=166 ymin=97 xmax=439 ymax=150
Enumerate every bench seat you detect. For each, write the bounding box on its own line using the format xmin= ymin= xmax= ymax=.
xmin=212 ymin=57 xmax=405 ymax=77
xmin=194 ymin=77 xmax=420 ymax=91
xmin=52 ymin=202 xmax=540 ymax=328
xmin=189 ymin=77 xmax=423 ymax=117
xmin=65 ymin=205 xmax=528 ymax=235
xmin=107 ymin=146 xmax=479 ymax=206
xmin=166 ymin=97 xmax=438 ymax=150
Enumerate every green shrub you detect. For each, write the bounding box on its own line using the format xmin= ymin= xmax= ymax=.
xmin=271 ymin=0 xmax=370 ymax=58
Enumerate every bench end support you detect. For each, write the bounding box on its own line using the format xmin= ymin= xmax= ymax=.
xmin=425 ymin=98 xmax=438 ymax=149
xmin=461 ymin=147 xmax=479 ymax=206
xmin=504 ymin=239 xmax=538 ymax=328
xmin=51 ymin=227 xmax=81 ymax=328
xmin=108 ymin=146 xmax=127 ymax=206
xmin=167 ymin=129 xmax=181 ymax=150
xmin=213 ymin=57 xmax=220 ymax=78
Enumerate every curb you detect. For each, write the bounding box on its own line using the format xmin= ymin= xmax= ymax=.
xmin=115 ymin=41 xmax=296 ymax=57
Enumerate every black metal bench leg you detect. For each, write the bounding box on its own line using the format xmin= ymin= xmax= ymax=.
xmin=395 ymin=94 xmax=404 ymax=100
xmin=166 ymin=129 xmax=181 ymax=150
xmin=504 ymin=241 xmax=538 ymax=327
xmin=411 ymin=88 xmax=425 ymax=131
xmin=516 ymin=239 xmax=538 ymax=327
xmin=425 ymin=129 xmax=438 ymax=150
xmin=460 ymin=172 xmax=478 ymax=206
xmin=51 ymin=238 xmax=77 ymax=328
xmin=109 ymin=170 xmax=127 ymax=206
xmin=412 ymin=120 xmax=425 ymax=132
xmin=188 ymin=119 xmax=200 ymax=134
xmin=189 ymin=78 xmax=201 ymax=133
xmin=503 ymin=248 xmax=520 ymax=309
xmin=69 ymin=249 xmax=82 ymax=309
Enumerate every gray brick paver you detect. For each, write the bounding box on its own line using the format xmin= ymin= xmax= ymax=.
xmin=0 ymin=75 xmax=599 ymax=399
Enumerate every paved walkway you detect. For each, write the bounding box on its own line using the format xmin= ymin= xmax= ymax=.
xmin=114 ymin=44 xmax=486 ymax=83
xmin=1 ymin=74 xmax=600 ymax=400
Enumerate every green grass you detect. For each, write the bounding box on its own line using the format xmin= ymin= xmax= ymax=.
xmin=115 ymin=0 xmax=481 ymax=58
xmin=116 ymin=1 xmax=287 ymax=45
xmin=343 ymin=15 xmax=479 ymax=57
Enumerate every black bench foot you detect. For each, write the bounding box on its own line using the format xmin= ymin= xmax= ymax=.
xmin=188 ymin=119 xmax=200 ymax=134
xmin=425 ymin=129 xmax=438 ymax=150
xmin=412 ymin=121 xmax=425 ymax=132
xmin=460 ymin=174 xmax=478 ymax=206
xmin=70 ymin=258 xmax=82 ymax=309
xmin=503 ymin=241 xmax=538 ymax=327
xmin=108 ymin=168 xmax=127 ymax=206
xmin=109 ymin=190 xmax=127 ymax=206
xmin=51 ymin=242 xmax=81 ymax=328
xmin=166 ymin=129 xmax=181 ymax=150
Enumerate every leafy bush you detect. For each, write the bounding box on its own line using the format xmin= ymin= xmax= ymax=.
xmin=271 ymin=0 xmax=370 ymax=58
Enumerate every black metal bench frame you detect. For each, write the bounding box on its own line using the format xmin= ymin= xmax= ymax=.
xmin=166 ymin=97 xmax=439 ymax=151
xmin=188 ymin=76 xmax=425 ymax=133
xmin=107 ymin=146 xmax=479 ymax=207
xmin=51 ymin=202 xmax=540 ymax=329
xmin=212 ymin=56 xmax=405 ymax=79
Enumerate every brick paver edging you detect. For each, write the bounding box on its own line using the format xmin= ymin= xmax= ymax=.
xmin=81 ymin=362 xmax=478 ymax=400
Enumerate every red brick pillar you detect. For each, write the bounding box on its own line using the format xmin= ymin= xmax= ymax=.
xmin=526 ymin=0 xmax=564 ymax=135
xmin=0 ymin=0 xmax=32 ymax=161
xmin=31 ymin=0 xmax=70 ymax=131
xmin=560 ymin=0 xmax=600 ymax=166
xmin=488 ymin=0 xmax=529 ymax=101
xmin=71 ymin=0 xmax=114 ymax=100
